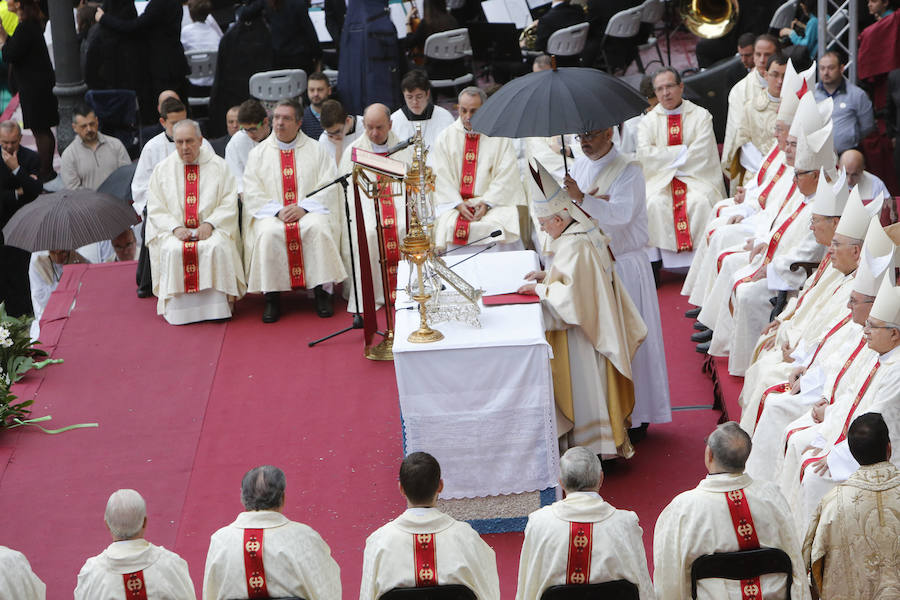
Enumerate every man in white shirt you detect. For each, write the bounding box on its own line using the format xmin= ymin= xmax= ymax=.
xmin=317 ymin=99 xmax=363 ymax=166
xmin=74 ymin=489 xmax=195 ymax=600
xmin=390 ymin=70 xmax=455 ymax=154
xmin=224 ymin=99 xmax=270 ymax=194
xmin=203 ymin=465 xmax=341 ymax=600
xmin=360 ymin=452 xmax=500 ymax=600
xmin=515 ymin=447 xmax=655 ymax=600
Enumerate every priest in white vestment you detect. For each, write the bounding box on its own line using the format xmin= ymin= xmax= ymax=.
xmin=0 ymin=546 xmax=45 ymax=600
xmin=28 ymin=249 xmax=90 ymax=340
xmin=318 ymin=99 xmax=363 ymax=165
xmin=224 ymin=99 xmax=270 ymax=194
xmin=359 ymin=452 xmax=500 ymax=600
xmin=431 ymin=87 xmax=523 ymax=251
xmin=803 ymin=413 xmax=900 ymax=599
xmin=653 ymin=422 xmax=809 ymax=600
xmin=338 ymin=103 xmax=414 ymax=313
xmin=74 ymin=489 xmax=195 ymax=600
xmin=242 ymin=99 xmax=347 ymax=322
xmin=515 ymin=447 xmax=655 ymax=600
xmin=390 ymin=71 xmax=455 ymax=156
xmin=563 ymin=129 xmax=671 ymax=427
xmin=519 ymin=168 xmax=647 ymax=458
xmin=146 ymin=120 xmax=245 ymax=325
xmin=636 ymin=67 xmax=725 ymax=267
xmin=203 ymin=466 xmax=341 ymax=600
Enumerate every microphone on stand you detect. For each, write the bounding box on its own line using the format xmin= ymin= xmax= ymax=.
xmin=437 ymin=230 xmax=502 ymax=256
xmin=385 ymin=136 xmax=416 ymax=156
xmin=448 ymin=243 xmax=497 ymax=269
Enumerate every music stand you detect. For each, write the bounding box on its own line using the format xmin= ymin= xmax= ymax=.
xmin=467 ymin=22 xmax=528 ymax=82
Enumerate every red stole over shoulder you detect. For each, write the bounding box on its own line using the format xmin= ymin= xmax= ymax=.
xmin=453 ymin=133 xmax=480 ymax=245
xmin=182 ymin=164 xmax=200 ymax=293
xmin=413 ymin=533 xmax=438 ymax=587
xmin=243 ymin=528 xmax=269 ymax=598
xmin=724 ymin=489 xmax=763 ymax=600
xmin=566 ymin=522 xmax=593 ymax=584
xmin=667 ymin=113 xmax=693 ymax=252
xmin=280 ymin=149 xmax=306 ymax=289
xmin=122 ymin=571 xmax=148 ymax=600
xmin=757 ymin=144 xmax=781 ymax=187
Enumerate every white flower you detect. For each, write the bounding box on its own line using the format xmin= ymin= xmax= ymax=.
xmin=0 ymin=325 xmax=11 ymax=348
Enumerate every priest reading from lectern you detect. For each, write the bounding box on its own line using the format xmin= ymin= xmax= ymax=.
xmin=518 ymin=164 xmax=646 ymax=459
xmin=146 ymin=119 xmax=246 ymax=325
xmin=359 ymin=452 xmax=500 ymax=600
xmin=242 ymin=99 xmax=347 ymax=323
xmin=202 ymin=465 xmax=341 ymax=600
xmin=514 ymin=447 xmax=655 ymax=600
xmin=430 ymin=86 xmax=523 ymax=251
xmin=652 ymin=422 xmax=808 ymax=600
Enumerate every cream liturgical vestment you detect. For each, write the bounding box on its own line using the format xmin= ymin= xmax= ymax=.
xmin=722 ymin=70 xmax=768 ymax=182
xmin=242 ymin=133 xmax=347 ymax=294
xmin=146 ymin=146 xmax=245 ymax=324
xmin=431 ymin=119 xmax=522 ymax=250
xmin=203 ymin=511 xmax=341 ymax=600
xmin=74 ymin=539 xmax=196 ymax=600
xmin=390 ymin=104 xmax=455 ymax=154
xmin=0 ymin=545 xmax=45 ymax=600
xmin=515 ymin=492 xmax=655 ymax=600
xmin=360 ymin=507 xmax=500 ymax=600
xmin=803 ymin=462 xmax=900 ymax=599
xmin=653 ymin=473 xmax=809 ymax=600
xmin=636 ymin=100 xmax=725 ymax=256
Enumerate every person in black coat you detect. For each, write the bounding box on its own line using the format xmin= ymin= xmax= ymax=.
xmin=0 ymin=121 xmax=43 ymax=317
xmin=534 ymin=0 xmax=585 ymax=54
xmin=84 ymin=0 xmax=141 ymax=94
xmin=0 ymin=0 xmax=58 ymax=183
xmin=238 ymin=0 xmax=322 ymax=75
xmin=886 ymin=68 xmax=900 ymax=198
xmin=96 ymin=0 xmax=190 ymax=124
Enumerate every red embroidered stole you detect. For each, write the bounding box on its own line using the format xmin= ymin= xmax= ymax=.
xmin=122 ymin=571 xmax=148 ymax=600
xmin=827 ymin=337 xmax=868 ymax=405
xmin=374 ymin=150 xmax=400 ymax=303
xmin=667 ymin=114 xmax=693 ymax=251
xmin=453 ymin=133 xmax=480 ymax=245
xmin=413 ymin=533 xmax=438 ymax=587
xmin=243 ymin=528 xmax=269 ymax=598
xmin=769 ymin=181 xmax=798 ymax=227
xmin=757 ymin=145 xmax=781 ymax=186
xmin=724 ymin=489 xmax=763 ymax=600
xmin=566 ymin=522 xmax=593 ymax=585
xmin=280 ymin=149 xmax=306 ymax=289
xmin=794 ymin=254 xmax=832 ymax=311
xmin=183 ymin=164 xmax=200 ymax=293
xmin=757 ymin=164 xmax=786 ymax=210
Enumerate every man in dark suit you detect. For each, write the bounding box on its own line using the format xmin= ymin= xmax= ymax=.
xmin=0 ymin=121 xmax=43 ymax=317
xmin=534 ymin=0 xmax=586 ymax=54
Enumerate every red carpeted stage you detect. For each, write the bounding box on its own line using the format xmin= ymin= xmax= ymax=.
xmin=1 ymin=263 xmax=727 ymax=599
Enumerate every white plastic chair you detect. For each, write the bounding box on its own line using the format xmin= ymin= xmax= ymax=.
xmin=636 ymin=0 xmax=665 ymax=72
xmin=423 ymin=28 xmax=474 ymax=92
xmin=322 ymin=68 xmax=339 ymax=89
xmin=769 ymin=0 xmax=798 ymax=30
xmin=185 ymin=50 xmax=217 ymax=107
xmin=599 ymin=7 xmax=642 ymax=74
xmin=546 ymin=22 xmax=590 ymax=57
xmin=248 ymin=69 xmax=308 ymax=108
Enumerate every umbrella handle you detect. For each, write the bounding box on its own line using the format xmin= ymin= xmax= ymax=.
xmin=561 ymin=134 xmax=568 ymax=175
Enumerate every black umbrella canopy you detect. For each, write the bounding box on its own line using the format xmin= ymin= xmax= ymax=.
xmin=2 ymin=189 xmax=141 ymax=252
xmin=470 ymin=67 xmax=649 ymax=138
xmin=97 ymin=162 xmax=137 ymax=203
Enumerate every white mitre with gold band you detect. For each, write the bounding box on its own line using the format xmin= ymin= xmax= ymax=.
xmin=812 ymin=167 xmax=848 ymax=216
xmin=870 ymin=275 xmax=900 ymax=325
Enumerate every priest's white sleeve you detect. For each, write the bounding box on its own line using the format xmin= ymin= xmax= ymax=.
xmin=579 ymin=166 xmax=643 ymax=227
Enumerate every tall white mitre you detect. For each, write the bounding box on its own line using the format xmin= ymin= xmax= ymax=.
xmin=531 ymin=160 xmax=585 ymax=223
xmin=795 ymin=120 xmax=836 ymax=179
xmin=854 ymin=216 xmax=896 ymax=297
xmin=870 ymin=275 xmax=900 ymax=324
xmin=776 ymin=59 xmax=806 ymax=123
xmin=837 ymin=185 xmax=879 ymax=239
xmin=853 ymin=246 xmax=886 ymax=295
xmin=812 ymin=167 xmax=848 ymax=216
xmin=789 ymin=92 xmax=833 ymax=139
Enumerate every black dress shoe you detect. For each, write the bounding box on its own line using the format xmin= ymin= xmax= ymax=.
xmin=136 ymin=287 xmax=152 ymax=298
xmin=262 ymin=292 xmax=281 ymax=323
xmin=628 ymin=423 xmax=649 ymax=445
xmin=695 ymin=341 xmax=711 ymax=354
xmin=314 ymin=285 xmax=334 ymax=318
xmin=693 ymin=321 xmax=709 ymax=331
xmin=685 ymin=306 xmax=701 ymax=318
xmin=691 ymin=329 xmax=713 ymax=343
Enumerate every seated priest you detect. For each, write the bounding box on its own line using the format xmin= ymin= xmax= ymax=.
xmin=431 ymin=87 xmax=523 ymax=252
xmin=0 ymin=546 xmax=45 ymax=600
xmin=359 ymin=452 xmax=500 ymax=600
xmin=146 ymin=119 xmax=245 ymax=325
xmin=28 ymin=248 xmax=90 ymax=340
xmin=75 ymin=489 xmax=196 ymax=599
xmin=203 ymin=465 xmax=341 ymax=600
xmin=652 ymin=422 xmax=807 ymax=600
xmin=515 ymin=447 xmax=655 ymax=600
xmin=242 ymin=99 xmax=347 ymax=323
xmin=518 ymin=167 xmax=646 ymax=459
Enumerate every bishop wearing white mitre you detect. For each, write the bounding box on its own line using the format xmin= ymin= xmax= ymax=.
xmin=431 ymin=86 xmax=522 ymax=251
xmin=146 ymin=119 xmax=245 ymax=325
xmin=636 ymin=67 xmax=725 ymax=267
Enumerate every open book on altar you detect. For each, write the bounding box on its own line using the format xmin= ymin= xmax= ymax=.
xmin=351 ymin=148 xmax=407 ymax=178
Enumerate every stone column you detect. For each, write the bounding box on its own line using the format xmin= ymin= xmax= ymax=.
xmin=47 ymin=0 xmax=86 ymax=153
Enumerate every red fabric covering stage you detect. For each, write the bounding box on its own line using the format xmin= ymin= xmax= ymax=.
xmin=1 ymin=263 xmax=726 ymax=598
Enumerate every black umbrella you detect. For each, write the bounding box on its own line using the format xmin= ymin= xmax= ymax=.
xmin=470 ymin=66 xmax=648 ymax=171
xmin=2 ymin=189 xmax=141 ymax=252
xmin=97 ymin=162 xmax=138 ymax=203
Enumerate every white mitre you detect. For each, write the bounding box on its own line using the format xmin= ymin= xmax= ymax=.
xmin=797 ymin=61 xmax=816 ymax=96
xmin=531 ymin=160 xmax=588 ymax=225
xmin=776 ymin=59 xmax=802 ymax=122
xmin=837 ymin=185 xmax=882 ymax=239
xmin=853 ymin=249 xmax=887 ymax=296
xmin=795 ymin=121 xmax=836 ymax=178
xmin=789 ymin=92 xmax=833 ymax=138
xmin=871 ymin=275 xmax=900 ymax=325
xmin=812 ymin=167 xmax=847 ymax=216
xmin=854 ymin=216 xmax=895 ymax=296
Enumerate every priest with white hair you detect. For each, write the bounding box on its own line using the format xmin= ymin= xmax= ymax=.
xmin=518 ymin=168 xmax=646 ymax=458
xmin=146 ymin=119 xmax=246 ymax=325
xmin=431 ymin=86 xmax=522 ymax=252
xmin=515 ymin=447 xmax=655 ymax=600
xmin=74 ymin=489 xmax=195 ymax=599
xmin=652 ymin=422 xmax=809 ymax=600
xmin=0 ymin=546 xmax=45 ymax=600
xmin=202 ymin=465 xmax=341 ymax=600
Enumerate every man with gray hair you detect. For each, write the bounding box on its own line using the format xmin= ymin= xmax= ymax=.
xmin=652 ymin=422 xmax=808 ymax=600
xmin=202 ymin=465 xmax=340 ymax=600
xmin=515 ymin=447 xmax=655 ymax=600
xmin=74 ymin=489 xmax=195 ymax=599
xmin=430 ymin=86 xmax=523 ymax=252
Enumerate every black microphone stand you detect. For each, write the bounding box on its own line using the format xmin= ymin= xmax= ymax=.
xmin=308 ymin=171 xmax=364 ymax=347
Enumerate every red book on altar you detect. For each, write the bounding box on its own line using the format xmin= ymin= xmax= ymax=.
xmin=482 ymin=293 xmax=541 ymax=306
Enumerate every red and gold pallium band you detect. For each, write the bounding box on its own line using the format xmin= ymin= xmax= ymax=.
xmin=413 ymin=533 xmax=438 ymax=587
xmin=183 ymin=241 xmax=199 ymax=293
xmin=184 ymin=164 xmax=200 ymax=228
xmin=757 ymin=145 xmax=781 ymax=186
xmin=794 ymin=254 xmax=832 ymax=311
xmin=377 ymin=174 xmax=400 ymax=302
xmin=280 ymin=149 xmax=306 ymax=289
xmin=243 ymin=528 xmax=269 ymax=599
xmin=122 ymin=570 xmax=148 ymax=600
xmin=666 ymin=114 xmax=693 ymax=252
xmin=723 ymin=489 xmax=763 ymax=600
xmin=454 ymin=133 xmax=480 ymax=245
xmin=756 ymin=164 xmax=786 ymax=210
xmin=566 ymin=521 xmax=593 ymax=585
